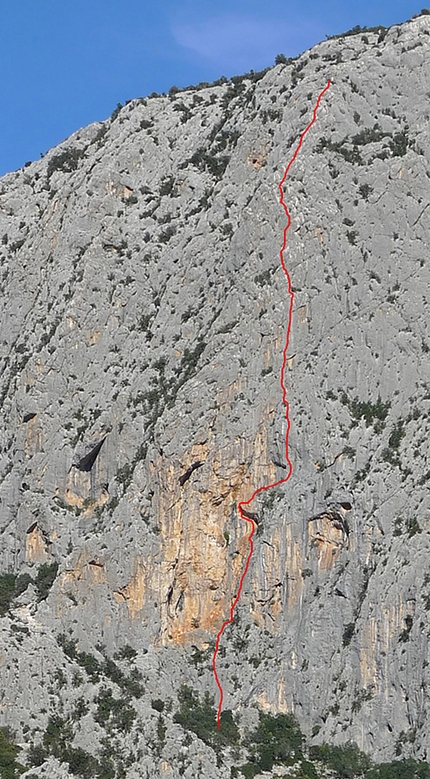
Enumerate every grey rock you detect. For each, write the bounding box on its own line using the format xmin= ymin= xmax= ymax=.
xmin=0 ymin=13 xmax=430 ymax=778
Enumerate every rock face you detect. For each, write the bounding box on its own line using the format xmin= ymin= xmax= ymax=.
xmin=0 ymin=13 xmax=430 ymax=778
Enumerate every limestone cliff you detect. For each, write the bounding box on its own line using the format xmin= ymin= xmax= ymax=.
xmin=0 ymin=13 xmax=430 ymax=779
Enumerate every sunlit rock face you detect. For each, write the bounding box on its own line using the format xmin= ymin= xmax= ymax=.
xmin=0 ymin=14 xmax=430 ymax=777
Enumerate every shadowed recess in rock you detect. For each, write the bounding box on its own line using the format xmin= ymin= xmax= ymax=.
xmin=178 ymin=460 xmax=204 ymax=486
xmin=76 ymin=436 xmax=106 ymax=472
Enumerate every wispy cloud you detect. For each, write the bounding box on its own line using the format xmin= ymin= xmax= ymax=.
xmin=171 ymin=13 xmax=325 ymax=71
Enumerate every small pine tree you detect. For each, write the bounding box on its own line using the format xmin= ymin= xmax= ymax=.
xmin=0 ymin=727 xmax=26 ymax=778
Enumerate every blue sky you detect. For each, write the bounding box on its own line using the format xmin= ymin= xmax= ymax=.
xmin=0 ymin=0 xmax=425 ymax=176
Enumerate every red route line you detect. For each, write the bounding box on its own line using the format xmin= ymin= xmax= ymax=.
xmin=212 ymin=80 xmax=332 ymax=730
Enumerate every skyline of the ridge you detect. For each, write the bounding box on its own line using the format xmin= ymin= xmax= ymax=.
xmin=0 ymin=0 xmax=426 ymax=176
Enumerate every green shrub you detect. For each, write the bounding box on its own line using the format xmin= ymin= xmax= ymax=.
xmin=220 ymin=222 xmax=234 ymax=238
xmin=116 ymin=462 xmax=134 ymax=489
xmin=160 ymin=176 xmax=175 ymax=196
xmin=244 ymin=710 xmax=303 ymax=772
xmin=15 ymin=573 xmax=33 ymax=598
xmin=156 ymin=715 xmax=167 ymax=751
xmin=94 ymin=687 xmax=137 ymax=732
xmin=388 ymin=421 xmax=405 ymax=449
xmin=340 ymin=393 xmax=390 ymax=431
xmin=366 ymin=758 xmax=430 ymax=779
xmin=113 ymin=644 xmax=138 ymax=661
xmin=406 ymin=517 xmax=421 ymax=537
xmin=326 ymin=24 xmax=386 ymax=40
xmin=176 ymin=341 xmax=206 ymax=383
xmin=352 ymin=687 xmax=373 ymax=712
xmin=57 ymin=633 xmax=78 ymax=659
xmin=315 ymin=137 xmax=363 ymax=165
xmin=260 ymin=108 xmax=283 ymax=124
xmin=94 ymin=687 xmax=119 ymax=725
xmin=33 ymin=715 xmax=110 ymax=778
xmin=389 ymin=131 xmax=409 ymax=157
xmin=0 ymin=726 xmax=26 ymax=778
xmin=119 ymin=666 xmax=144 ymax=698
xmin=234 ymin=763 xmax=259 ymax=778
xmin=359 ymin=183 xmax=373 ymax=200
xmin=381 ymin=420 xmax=405 ymax=468
xmin=173 ymin=685 xmax=239 ymax=750
xmin=152 ymin=699 xmax=165 ymax=712
xmin=230 ymin=68 xmax=269 ymax=85
xmin=399 ymin=614 xmax=413 ymax=642
xmin=321 ymin=52 xmax=343 ymax=64
xmin=104 ymin=655 xmax=143 ymax=694
xmin=343 ymin=622 xmax=355 ymax=646
xmin=110 ymin=102 xmax=123 ymax=121
xmin=77 ymin=651 xmax=102 ymax=680
xmin=35 ymin=562 xmax=59 ymax=600
xmin=346 ymin=230 xmax=359 ymax=245
xmin=27 ymin=742 xmax=48 ymax=767
xmin=47 ymin=147 xmax=85 ymax=177
xmin=0 ymin=574 xmax=18 ymax=616
xmin=72 ymin=697 xmax=90 ymax=720
xmin=181 ymin=306 xmax=196 ymax=323
xmin=42 ymin=715 xmax=74 ymax=757
xmin=296 ymin=760 xmax=319 ymax=778
xmin=351 ymin=124 xmax=388 ymax=145
xmin=0 ymin=572 xmax=33 ymax=615
xmin=275 ymin=53 xmax=295 ymax=65
xmin=137 ymin=313 xmax=152 ymax=331
xmin=158 ymin=224 xmax=176 ymax=243
xmin=343 ymin=446 xmax=356 ymax=459
xmin=93 ymin=124 xmax=108 ymax=147
xmin=187 ymin=147 xmax=231 ymax=179
xmin=67 ymin=747 xmax=103 ymax=779
xmin=254 ymin=269 xmax=273 ymax=286
xmin=309 ymin=742 xmax=371 ymax=777
xmin=189 ymin=643 xmax=215 ymax=667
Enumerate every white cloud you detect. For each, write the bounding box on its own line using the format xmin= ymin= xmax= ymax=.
xmin=171 ymin=13 xmax=325 ymax=70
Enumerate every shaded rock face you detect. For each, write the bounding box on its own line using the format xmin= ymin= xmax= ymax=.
xmin=0 ymin=14 xmax=430 ymax=777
